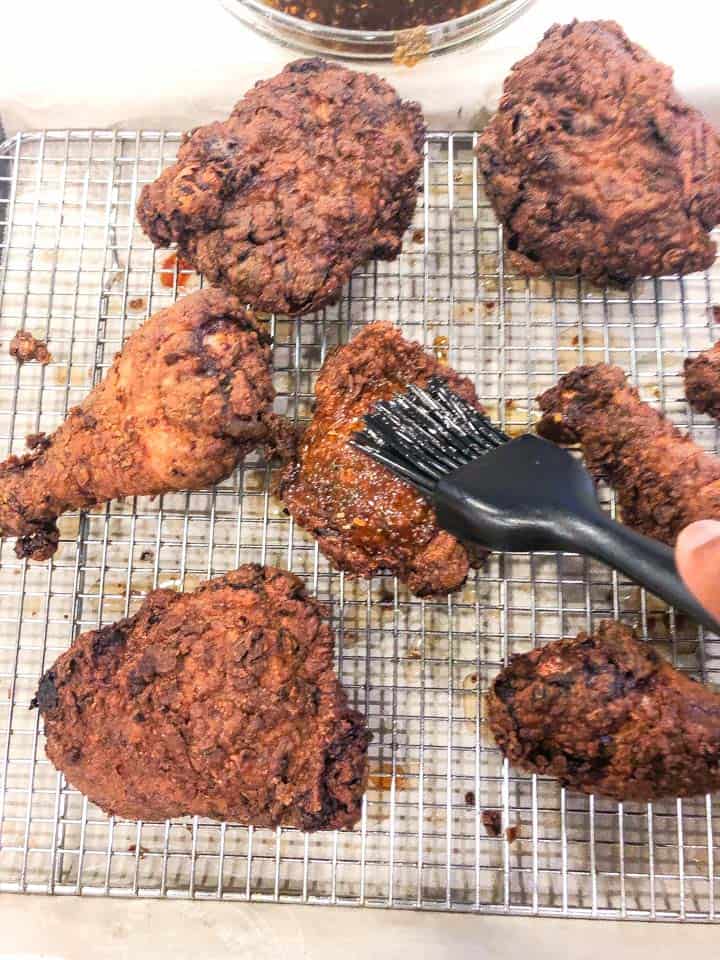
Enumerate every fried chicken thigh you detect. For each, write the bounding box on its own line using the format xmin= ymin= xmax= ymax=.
xmin=279 ymin=323 xmax=483 ymax=596
xmin=685 ymin=341 xmax=720 ymax=420
xmin=0 ymin=288 xmax=277 ymax=561
xmin=488 ymin=620 xmax=720 ymax=802
xmin=34 ymin=565 xmax=369 ymax=830
xmin=536 ymin=364 xmax=720 ymax=544
xmin=477 ymin=20 xmax=720 ymax=286
xmin=137 ymin=59 xmax=425 ymax=316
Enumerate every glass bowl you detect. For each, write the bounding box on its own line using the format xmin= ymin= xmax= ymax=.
xmin=218 ymin=0 xmax=535 ymax=61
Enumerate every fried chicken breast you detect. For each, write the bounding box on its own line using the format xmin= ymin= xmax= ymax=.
xmin=536 ymin=363 xmax=720 ymax=545
xmin=685 ymin=341 xmax=720 ymax=420
xmin=477 ymin=20 xmax=720 ymax=286
xmin=34 ymin=565 xmax=369 ymax=830
xmin=488 ymin=620 xmax=720 ymax=802
xmin=137 ymin=59 xmax=425 ymax=316
xmin=0 ymin=288 xmax=277 ymax=561
xmin=279 ymin=322 xmax=483 ymax=596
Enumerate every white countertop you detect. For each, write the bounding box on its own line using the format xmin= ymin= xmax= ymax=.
xmin=2 ymin=894 xmax=719 ymax=959
xmin=3 ymin=0 xmax=720 ymax=135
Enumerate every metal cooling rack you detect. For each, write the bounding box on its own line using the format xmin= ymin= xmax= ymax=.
xmin=1 ymin=129 xmax=720 ymax=920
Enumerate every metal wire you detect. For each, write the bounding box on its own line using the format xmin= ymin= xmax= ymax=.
xmin=0 ymin=129 xmax=719 ymax=918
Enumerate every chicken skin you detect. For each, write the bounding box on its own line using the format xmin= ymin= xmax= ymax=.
xmin=488 ymin=620 xmax=720 ymax=802
xmin=34 ymin=565 xmax=369 ymax=830
xmin=137 ymin=59 xmax=425 ymax=317
xmin=536 ymin=364 xmax=720 ymax=545
xmin=0 ymin=288 xmax=277 ymax=561
xmin=685 ymin=341 xmax=720 ymax=420
xmin=477 ymin=20 xmax=720 ymax=286
xmin=278 ymin=322 xmax=483 ymax=596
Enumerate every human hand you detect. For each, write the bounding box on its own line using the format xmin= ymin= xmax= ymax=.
xmin=675 ymin=521 xmax=720 ymax=621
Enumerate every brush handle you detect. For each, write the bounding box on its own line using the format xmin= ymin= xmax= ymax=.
xmin=434 ymin=435 xmax=720 ymax=634
xmin=555 ymin=512 xmax=720 ymax=634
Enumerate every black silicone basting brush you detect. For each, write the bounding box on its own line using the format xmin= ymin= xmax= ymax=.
xmin=352 ymin=377 xmax=720 ymax=634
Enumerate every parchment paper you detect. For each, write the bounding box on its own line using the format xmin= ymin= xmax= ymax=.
xmin=2 ymin=0 xmax=720 ymax=136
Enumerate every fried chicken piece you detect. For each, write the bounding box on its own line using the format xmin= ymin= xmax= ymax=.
xmin=9 ymin=330 xmax=52 ymax=365
xmin=685 ymin=341 xmax=720 ymax=420
xmin=137 ymin=59 xmax=425 ymax=317
xmin=278 ymin=322 xmax=483 ymax=596
xmin=33 ymin=565 xmax=369 ymax=829
xmin=477 ymin=20 xmax=720 ymax=286
xmin=0 ymin=288 xmax=276 ymax=561
xmin=536 ymin=363 xmax=720 ymax=545
xmin=488 ymin=620 xmax=720 ymax=802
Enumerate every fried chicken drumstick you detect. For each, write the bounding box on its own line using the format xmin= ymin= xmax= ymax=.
xmin=279 ymin=323 xmax=483 ymax=596
xmin=536 ymin=364 xmax=720 ymax=545
xmin=0 ymin=288 xmax=277 ymax=561
xmin=34 ymin=565 xmax=369 ymax=829
xmin=488 ymin=620 xmax=720 ymax=802
xmin=477 ymin=20 xmax=720 ymax=286
xmin=137 ymin=59 xmax=425 ymax=316
xmin=685 ymin=341 xmax=720 ymax=420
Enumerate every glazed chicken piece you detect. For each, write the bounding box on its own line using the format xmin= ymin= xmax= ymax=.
xmin=477 ymin=20 xmax=720 ymax=286
xmin=137 ymin=59 xmax=425 ymax=317
xmin=34 ymin=565 xmax=369 ymax=829
xmin=536 ymin=363 xmax=720 ymax=545
xmin=279 ymin=322 xmax=483 ymax=596
xmin=685 ymin=341 xmax=720 ymax=420
xmin=0 ymin=288 xmax=278 ymax=561
xmin=488 ymin=620 xmax=720 ymax=802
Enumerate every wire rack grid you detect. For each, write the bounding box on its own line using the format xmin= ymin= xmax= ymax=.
xmin=0 ymin=129 xmax=720 ymax=920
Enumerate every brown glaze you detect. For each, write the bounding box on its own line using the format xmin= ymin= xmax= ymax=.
xmin=279 ymin=322 xmax=484 ymax=596
xmin=158 ymin=252 xmax=195 ymax=289
xmin=264 ymin=0 xmax=492 ymax=30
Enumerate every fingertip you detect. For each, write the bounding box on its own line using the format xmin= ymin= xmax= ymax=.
xmin=676 ymin=520 xmax=720 ymax=621
xmin=676 ymin=520 xmax=720 ymax=558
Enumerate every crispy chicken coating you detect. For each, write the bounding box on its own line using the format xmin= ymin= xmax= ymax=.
xmin=477 ymin=20 xmax=720 ymax=286
xmin=137 ymin=59 xmax=425 ymax=317
xmin=0 ymin=288 xmax=277 ymax=561
xmin=9 ymin=330 xmax=52 ymax=365
xmin=685 ymin=341 xmax=720 ymax=420
xmin=278 ymin=322 xmax=483 ymax=596
xmin=536 ymin=363 xmax=720 ymax=545
xmin=33 ymin=565 xmax=369 ymax=830
xmin=488 ymin=620 xmax=720 ymax=802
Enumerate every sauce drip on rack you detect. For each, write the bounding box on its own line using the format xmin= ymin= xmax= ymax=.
xmin=264 ymin=0 xmax=492 ymax=30
xmin=159 ymin=252 xmax=194 ymax=289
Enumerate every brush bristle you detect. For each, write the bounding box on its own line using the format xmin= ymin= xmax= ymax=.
xmin=351 ymin=378 xmax=510 ymax=494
